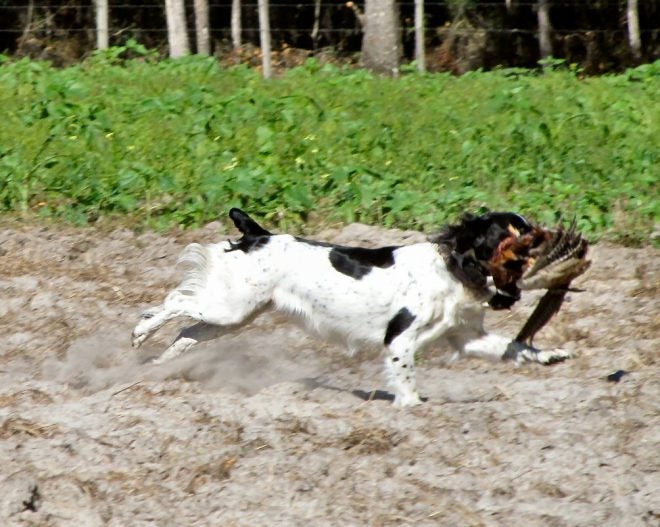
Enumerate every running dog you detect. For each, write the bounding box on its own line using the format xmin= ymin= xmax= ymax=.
xmin=131 ymin=208 xmax=589 ymax=406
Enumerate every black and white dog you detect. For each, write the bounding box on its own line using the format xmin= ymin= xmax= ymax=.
xmin=132 ymin=208 xmax=574 ymax=406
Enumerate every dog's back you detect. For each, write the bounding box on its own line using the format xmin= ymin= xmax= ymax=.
xmin=169 ymin=211 xmax=461 ymax=350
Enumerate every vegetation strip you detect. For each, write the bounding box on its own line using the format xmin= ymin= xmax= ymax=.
xmin=0 ymin=52 xmax=658 ymax=243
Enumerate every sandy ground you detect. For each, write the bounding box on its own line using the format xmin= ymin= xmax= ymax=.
xmin=0 ymin=219 xmax=658 ymax=527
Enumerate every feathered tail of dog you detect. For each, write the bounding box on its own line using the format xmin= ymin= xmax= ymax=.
xmin=172 ymin=243 xmax=213 ymax=299
xmin=166 ymin=208 xmax=270 ymax=304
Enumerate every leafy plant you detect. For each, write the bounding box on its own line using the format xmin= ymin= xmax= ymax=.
xmin=0 ymin=55 xmax=658 ymax=243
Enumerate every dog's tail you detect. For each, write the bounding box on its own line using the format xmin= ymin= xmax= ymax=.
xmin=174 ymin=243 xmax=212 ymax=297
xmin=229 ymin=208 xmax=272 ymax=237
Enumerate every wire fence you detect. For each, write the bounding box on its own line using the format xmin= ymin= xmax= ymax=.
xmin=0 ymin=1 xmax=646 ymax=6
xmin=2 ymin=1 xmax=658 ymax=69
xmin=4 ymin=27 xmax=660 ymax=34
xmin=3 ymin=2 xmax=658 ymax=34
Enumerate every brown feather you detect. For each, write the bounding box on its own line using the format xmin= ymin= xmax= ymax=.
xmin=515 ymin=287 xmax=569 ymax=345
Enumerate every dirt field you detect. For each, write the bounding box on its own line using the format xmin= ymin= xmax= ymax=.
xmin=0 ymin=220 xmax=658 ymax=527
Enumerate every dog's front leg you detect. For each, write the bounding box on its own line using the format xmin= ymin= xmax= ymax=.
xmin=459 ymin=332 xmax=512 ymax=361
xmin=502 ymin=341 xmax=572 ymax=364
xmin=385 ymin=337 xmax=423 ymax=407
xmin=457 ymin=332 xmax=571 ymax=364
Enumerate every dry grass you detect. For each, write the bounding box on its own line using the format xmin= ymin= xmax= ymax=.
xmin=0 ymin=389 xmax=54 ymax=407
xmin=0 ymin=416 xmax=60 ymax=439
xmin=340 ymin=427 xmax=400 ymax=454
xmin=185 ymin=457 xmax=238 ymax=494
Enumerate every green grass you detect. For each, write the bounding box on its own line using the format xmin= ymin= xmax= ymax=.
xmin=0 ymin=47 xmax=658 ymax=243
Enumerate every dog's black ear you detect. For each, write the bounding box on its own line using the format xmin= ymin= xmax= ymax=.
xmin=229 ymin=208 xmax=272 ymax=237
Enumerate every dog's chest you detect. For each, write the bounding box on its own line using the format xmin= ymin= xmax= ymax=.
xmin=450 ymin=291 xmax=485 ymax=327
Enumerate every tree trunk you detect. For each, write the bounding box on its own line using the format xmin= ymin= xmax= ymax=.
xmin=258 ymin=0 xmax=272 ymax=79
xmin=626 ymin=0 xmax=642 ymax=60
xmin=165 ymin=0 xmax=190 ymax=58
xmin=95 ymin=0 xmax=109 ymax=50
xmin=193 ymin=0 xmax=210 ymax=55
xmin=312 ymin=0 xmax=322 ymax=47
xmin=537 ymin=0 xmax=552 ymax=60
xmin=362 ymin=0 xmax=400 ymax=76
xmin=21 ymin=0 xmax=34 ymax=40
xmin=231 ymin=0 xmax=242 ymax=49
xmin=414 ymin=0 xmax=425 ymax=71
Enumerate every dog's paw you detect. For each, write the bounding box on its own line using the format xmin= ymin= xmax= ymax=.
xmin=506 ymin=341 xmax=572 ymax=365
xmin=131 ymin=321 xmax=152 ymax=348
xmin=392 ymin=393 xmax=424 ymax=407
xmin=131 ymin=308 xmax=162 ymax=348
xmin=131 ymin=328 xmax=147 ymax=348
xmin=534 ymin=348 xmax=572 ymax=365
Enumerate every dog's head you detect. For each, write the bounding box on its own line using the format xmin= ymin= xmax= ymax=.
xmin=429 ymin=211 xmax=533 ymax=261
xmin=428 ymin=211 xmax=534 ymax=299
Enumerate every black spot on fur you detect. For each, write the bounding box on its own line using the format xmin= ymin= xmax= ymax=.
xmin=293 ymin=237 xmax=399 ymax=280
xmin=384 ymin=308 xmax=416 ymax=345
xmin=328 ymin=246 xmax=397 ymax=279
xmin=226 ymin=208 xmax=272 ymax=253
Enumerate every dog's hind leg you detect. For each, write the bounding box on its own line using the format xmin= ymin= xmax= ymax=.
xmin=148 ymin=305 xmax=268 ymax=364
xmin=152 ymin=322 xmax=224 ymax=364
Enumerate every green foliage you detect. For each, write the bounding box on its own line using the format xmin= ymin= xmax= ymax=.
xmin=0 ymin=55 xmax=658 ymax=243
